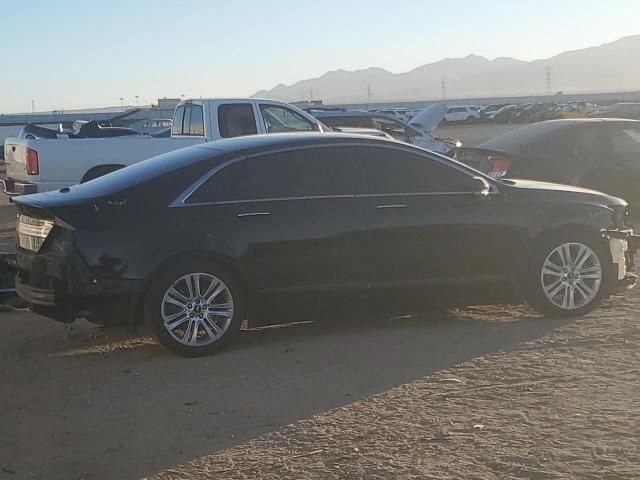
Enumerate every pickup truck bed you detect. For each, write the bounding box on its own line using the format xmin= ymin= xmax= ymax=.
xmin=3 ymin=136 xmax=202 ymax=194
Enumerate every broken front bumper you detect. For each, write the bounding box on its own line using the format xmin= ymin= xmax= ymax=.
xmin=602 ymin=228 xmax=639 ymax=292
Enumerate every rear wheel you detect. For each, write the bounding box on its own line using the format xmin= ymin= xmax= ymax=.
xmin=527 ymin=233 xmax=610 ymax=317
xmin=144 ymin=260 xmax=245 ymax=357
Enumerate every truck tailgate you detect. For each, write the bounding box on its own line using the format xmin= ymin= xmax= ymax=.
xmin=4 ymin=141 xmax=28 ymax=181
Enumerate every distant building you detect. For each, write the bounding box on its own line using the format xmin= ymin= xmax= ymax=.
xmin=156 ymin=98 xmax=181 ymax=110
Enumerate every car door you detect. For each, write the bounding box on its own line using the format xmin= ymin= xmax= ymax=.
xmin=184 ymin=146 xmax=367 ymax=293
xmin=337 ymin=144 xmax=520 ymax=289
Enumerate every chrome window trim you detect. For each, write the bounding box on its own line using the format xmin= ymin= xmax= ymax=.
xmin=169 ymin=141 xmax=498 ymax=208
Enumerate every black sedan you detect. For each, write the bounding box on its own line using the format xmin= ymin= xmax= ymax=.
xmin=13 ymin=133 xmax=637 ymax=356
xmin=457 ymin=119 xmax=640 ymax=210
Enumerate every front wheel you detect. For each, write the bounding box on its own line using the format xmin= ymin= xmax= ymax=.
xmin=527 ymin=234 xmax=610 ymax=317
xmin=144 ymin=260 xmax=245 ymax=357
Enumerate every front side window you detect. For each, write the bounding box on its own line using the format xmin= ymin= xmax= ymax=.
xmin=260 ymin=105 xmax=319 ymax=133
xmin=341 ymin=146 xmax=476 ymax=194
xmin=218 ymin=104 xmax=258 ymax=138
xmin=188 ymin=147 xmax=357 ymax=204
xmin=188 ymin=105 xmax=204 ymax=136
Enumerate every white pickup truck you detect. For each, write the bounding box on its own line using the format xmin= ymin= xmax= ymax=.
xmin=3 ymin=98 xmax=326 ymax=194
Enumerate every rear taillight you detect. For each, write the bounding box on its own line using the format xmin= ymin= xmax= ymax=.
xmin=487 ymin=154 xmax=511 ymax=179
xmin=26 ymin=148 xmax=39 ymax=175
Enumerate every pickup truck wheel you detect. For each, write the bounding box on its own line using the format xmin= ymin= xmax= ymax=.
xmin=144 ymin=260 xmax=245 ymax=357
xmin=527 ymin=233 xmax=610 ymax=317
xmin=80 ymin=165 xmax=124 ymax=183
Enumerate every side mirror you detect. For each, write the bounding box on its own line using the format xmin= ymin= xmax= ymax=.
xmin=472 ymin=176 xmax=492 ymax=197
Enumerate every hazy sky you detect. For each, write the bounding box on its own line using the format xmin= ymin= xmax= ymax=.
xmin=2 ymin=0 xmax=639 ymax=113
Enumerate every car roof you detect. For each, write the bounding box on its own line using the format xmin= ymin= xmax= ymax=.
xmin=477 ymin=118 xmax=640 ymax=152
xmin=197 ymin=132 xmax=399 ymax=154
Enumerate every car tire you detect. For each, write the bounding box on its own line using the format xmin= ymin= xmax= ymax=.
xmin=144 ymin=259 xmax=245 ymax=357
xmin=466 ymin=116 xmax=475 ymax=123
xmin=526 ymin=232 xmax=611 ymax=317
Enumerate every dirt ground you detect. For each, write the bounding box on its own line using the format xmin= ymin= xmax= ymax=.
xmin=2 ymin=284 xmax=639 ymax=479
xmin=1 ymin=123 xmax=639 ymax=479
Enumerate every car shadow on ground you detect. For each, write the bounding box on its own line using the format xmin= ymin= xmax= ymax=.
xmin=2 ymin=302 xmax=577 ymax=479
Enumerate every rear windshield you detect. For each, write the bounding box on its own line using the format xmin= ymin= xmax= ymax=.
xmin=41 ymin=146 xmax=215 ymax=200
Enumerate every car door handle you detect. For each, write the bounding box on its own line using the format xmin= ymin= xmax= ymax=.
xmin=237 ymin=211 xmax=271 ymax=218
xmin=376 ymin=204 xmax=407 ymax=209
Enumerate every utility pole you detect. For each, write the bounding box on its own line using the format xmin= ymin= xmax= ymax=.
xmin=119 ymin=97 xmax=124 ymax=108
xmin=367 ymin=84 xmax=372 ymax=105
xmin=309 ymin=89 xmax=313 ymax=102
xmin=31 ymin=99 xmax=35 ymax=113
xmin=441 ymin=77 xmax=446 ymax=100
xmin=135 ymin=95 xmax=139 ymax=107
xmin=546 ymin=67 xmax=552 ymax=96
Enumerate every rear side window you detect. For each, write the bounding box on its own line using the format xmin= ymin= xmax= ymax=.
xmin=339 ymin=146 xmax=476 ymax=194
xmin=260 ymin=104 xmax=319 ymax=133
xmin=218 ymin=104 xmax=258 ymax=138
xmin=171 ymin=104 xmax=204 ymax=136
xmin=172 ymin=106 xmax=185 ymax=135
xmin=188 ymin=147 xmax=357 ymax=204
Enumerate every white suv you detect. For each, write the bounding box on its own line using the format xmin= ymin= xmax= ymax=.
xmin=444 ymin=106 xmax=480 ymax=123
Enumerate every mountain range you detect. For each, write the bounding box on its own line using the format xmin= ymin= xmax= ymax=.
xmin=252 ymin=35 xmax=640 ymax=104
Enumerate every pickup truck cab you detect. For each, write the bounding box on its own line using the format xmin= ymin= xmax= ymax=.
xmin=3 ymin=98 xmax=325 ymax=194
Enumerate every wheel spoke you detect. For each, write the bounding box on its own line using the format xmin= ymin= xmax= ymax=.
xmin=575 ymin=281 xmax=595 ymax=300
xmin=183 ymin=275 xmax=195 ymax=300
xmin=574 ymin=246 xmax=591 ymax=269
xmin=542 ymin=264 xmax=563 ymax=277
xmin=200 ymin=319 xmax=216 ymax=340
xmin=204 ymin=317 xmax=224 ymax=337
xmin=205 ymin=282 xmax=227 ymax=304
xmin=580 ymin=272 xmax=602 ymax=280
xmin=166 ymin=286 xmax=189 ymax=305
xmin=560 ymin=286 xmax=575 ymax=309
xmin=560 ymin=244 xmax=572 ymax=266
xmin=165 ymin=314 xmax=189 ymax=331
xmin=201 ymin=278 xmax=219 ymax=300
xmin=545 ymin=279 xmax=565 ymax=297
xmin=193 ymin=274 xmax=203 ymax=298
xmin=209 ymin=306 xmax=233 ymax=318
xmin=164 ymin=294 xmax=188 ymax=309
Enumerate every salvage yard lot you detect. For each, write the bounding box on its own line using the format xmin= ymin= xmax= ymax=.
xmin=3 ymin=286 xmax=639 ymax=479
xmin=1 ymin=122 xmax=638 ymax=479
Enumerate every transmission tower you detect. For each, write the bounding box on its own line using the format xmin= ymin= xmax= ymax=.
xmin=546 ymin=67 xmax=552 ymax=96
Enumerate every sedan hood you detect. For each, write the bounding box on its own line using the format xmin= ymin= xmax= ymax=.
xmin=503 ymin=178 xmax=627 ymax=206
xmin=409 ymin=103 xmax=447 ymax=134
